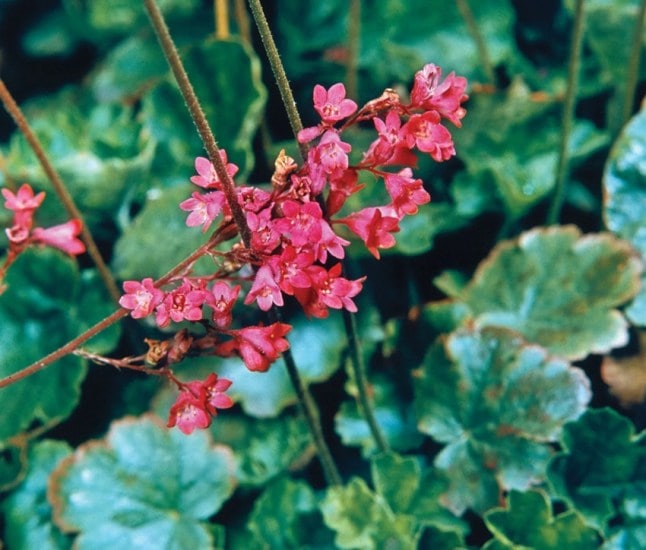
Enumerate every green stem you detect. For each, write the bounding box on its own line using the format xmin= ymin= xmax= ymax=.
xmin=247 ymin=0 xmax=388 ymax=453
xmin=246 ymin=0 xmax=309 ymax=162
xmin=146 ymin=0 xmax=342 ymax=485
xmin=346 ymin=0 xmax=361 ymax=100
xmin=0 ymin=80 xmax=122 ymax=304
xmin=618 ymin=0 xmax=646 ymax=135
xmin=547 ymin=0 xmax=585 ymax=225
xmin=455 ymin=0 xmax=496 ymax=86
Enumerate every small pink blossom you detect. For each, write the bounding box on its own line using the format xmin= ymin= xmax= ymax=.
xmin=247 ymin=208 xmax=281 ymax=254
xmin=237 ymin=186 xmax=272 ymax=213
xmin=363 ymin=110 xmax=416 ymax=167
xmin=273 ymin=200 xmax=323 ymax=247
xmin=244 ymin=264 xmax=284 ymax=311
xmin=179 ymin=191 xmax=226 ymax=232
xmin=326 ymin=169 xmax=364 ymax=216
xmin=402 ymin=112 xmax=455 ymax=162
xmin=190 ymin=152 xmax=239 ymax=189
xmin=119 ymin=277 xmax=165 ymax=319
xmin=2 ymin=183 xmax=45 ymax=228
xmin=31 ymin=219 xmax=86 ymax=256
xmin=409 ymin=64 xmax=468 ymax=126
xmin=313 ymin=83 xmax=357 ymax=123
xmin=315 ymin=131 xmax=351 ymax=174
xmin=216 ymin=322 xmax=292 ymax=372
xmin=337 ymin=206 xmax=400 ymax=259
xmin=200 ymin=373 xmax=235 ymax=412
xmin=273 ymin=245 xmax=314 ymax=295
xmin=207 ymin=281 xmax=240 ymax=328
xmin=384 ymin=168 xmax=431 ymax=217
xmin=167 ymin=391 xmax=212 ymax=434
xmin=155 ymin=279 xmax=208 ymax=327
xmin=306 ymin=263 xmax=365 ymax=313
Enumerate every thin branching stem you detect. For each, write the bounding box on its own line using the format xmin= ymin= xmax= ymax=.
xmin=547 ymin=0 xmax=585 ymax=225
xmin=247 ymin=0 xmax=389 ymax=453
xmin=618 ymin=0 xmax=646 ymax=134
xmin=145 ymin=0 xmax=342 ymax=485
xmin=0 ymin=80 xmax=121 ymax=303
xmin=215 ymin=0 xmax=230 ymax=39
xmin=455 ymin=0 xmax=496 ymax=86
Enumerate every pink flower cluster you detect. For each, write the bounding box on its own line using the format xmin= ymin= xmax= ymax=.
xmin=119 ymin=63 xmax=468 ymax=434
xmin=1 ymin=183 xmax=85 ymax=277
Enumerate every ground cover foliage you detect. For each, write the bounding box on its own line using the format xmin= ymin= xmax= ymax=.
xmin=0 ymin=0 xmax=645 ymax=548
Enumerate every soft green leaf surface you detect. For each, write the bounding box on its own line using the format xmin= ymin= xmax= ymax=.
xmin=2 ymin=440 xmax=73 ymax=550
xmin=603 ymin=106 xmax=646 ymax=326
xmin=371 ymin=453 xmax=467 ymax=535
xmin=247 ymin=477 xmax=334 ymax=548
xmin=548 ymin=408 xmax=646 ymax=532
xmin=141 ymin=38 xmax=266 ymax=182
xmin=483 ymin=489 xmax=600 ymax=549
xmin=462 ymin=225 xmax=642 ymax=359
xmin=208 ymin=413 xmax=312 ymax=487
xmin=50 ymin=415 xmax=235 ymax=549
xmin=321 ymin=477 xmax=417 ymax=550
xmin=414 ymin=326 xmax=591 ymax=513
xmin=0 ymin=249 xmax=87 ymax=445
xmin=335 ymin=374 xmax=423 ymax=457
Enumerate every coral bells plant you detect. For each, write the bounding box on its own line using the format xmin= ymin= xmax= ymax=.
xmin=117 ymin=63 xmax=468 ymax=434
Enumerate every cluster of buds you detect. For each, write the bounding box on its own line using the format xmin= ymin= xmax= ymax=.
xmin=118 ymin=63 xmax=468 ymax=433
xmin=1 ymin=183 xmax=85 ymax=291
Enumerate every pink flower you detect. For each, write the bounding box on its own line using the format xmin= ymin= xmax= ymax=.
xmin=273 ymin=245 xmax=314 ymax=295
xmin=31 ymin=219 xmax=86 ymax=256
xmin=244 ymin=264 xmax=284 ymax=311
xmin=337 ymin=206 xmax=400 ymax=259
xmin=315 ymin=131 xmax=351 ymax=174
xmin=402 ymin=112 xmax=455 ymax=162
xmin=207 ymin=281 xmax=240 ymax=328
xmin=314 ymin=220 xmax=349 ymax=263
xmin=2 ymin=183 xmax=45 ymax=228
xmin=306 ymin=263 xmax=365 ymax=313
xmin=119 ymin=277 xmax=165 ymax=319
xmin=237 ymin=186 xmax=272 ymax=213
xmin=273 ymin=200 xmax=323 ymax=248
xmin=155 ymin=279 xmax=208 ymax=327
xmin=313 ymin=83 xmax=357 ymax=123
xmin=200 ymin=373 xmax=235 ymax=412
xmin=167 ymin=391 xmax=212 ymax=434
xmin=326 ymin=169 xmax=364 ymax=216
xmin=217 ymin=322 xmax=292 ymax=372
xmin=363 ymin=110 xmax=416 ymax=167
xmin=409 ymin=64 xmax=468 ymax=127
xmin=190 ymin=152 xmax=239 ymax=189
xmin=247 ymin=208 xmax=281 ymax=254
xmin=384 ymin=168 xmax=431 ymax=217
xmin=180 ymin=191 xmax=226 ymax=231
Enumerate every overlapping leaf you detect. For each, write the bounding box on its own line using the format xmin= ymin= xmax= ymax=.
xmin=548 ymin=408 xmax=646 ymax=540
xmin=461 ymin=225 xmax=642 ymax=359
xmin=50 ymin=415 xmax=236 ymax=549
xmin=2 ymin=441 xmax=72 ymax=550
xmin=414 ymin=326 xmax=590 ymax=513
xmin=483 ymin=489 xmax=600 ymax=549
xmin=603 ymin=106 xmax=646 ymax=326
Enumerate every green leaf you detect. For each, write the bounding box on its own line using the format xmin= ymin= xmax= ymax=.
xmin=483 ymin=489 xmax=600 ymax=549
xmin=414 ymin=326 xmax=591 ymax=513
xmin=321 ymin=477 xmax=417 ymax=550
xmin=335 ymin=374 xmax=424 ymax=457
xmin=208 ymin=413 xmax=312 ymax=487
xmin=50 ymin=415 xmax=236 ymax=549
xmin=548 ymin=408 xmax=646 ymax=533
xmin=461 ymin=225 xmax=642 ymax=359
xmin=246 ymin=477 xmax=334 ymax=548
xmin=2 ymin=440 xmax=73 ymax=550
xmin=141 ymin=38 xmax=266 ymax=183
xmin=0 ymin=249 xmax=88 ymax=445
xmin=603 ymin=106 xmax=646 ymax=326
xmin=112 ymin=186 xmax=211 ymax=281
xmin=371 ymin=453 xmax=468 ymax=535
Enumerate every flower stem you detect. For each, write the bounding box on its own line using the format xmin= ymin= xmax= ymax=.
xmin=346 ymin=0 xmax=361 ymax=100
xmin=144 ymin=0 xmax=252 ymax=248
xmin=617 ymin=0 xmax=646 ymax=135
xmin=146 ymin=0 xmax=343 ymax=485
xmin=215 ymin=0 xmax=230 ymax=39
xmin=247 ymin=0 xmax=388 ymax=453
xmin=0 ymin=79 xmax=121 ymax=304
xmin=246 ymin=0 xmax=309 ymax=162
xmin=455 ymin=0 xmax=496 ymax=87
xmin=547 ymin=0 xmax=585 ymax=225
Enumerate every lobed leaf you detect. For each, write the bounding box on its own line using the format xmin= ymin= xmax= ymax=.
xmin=603 ymin=106 xmax=646 ymax=326
xmin=49 ymin=415 xmax=236 ymax=550
xmin=462 ymin=225 xmax=642 ymax=360
xmin=483 ymin=489 xmax=600 ymax=549
xmin=414 ymin=326 xmax=591 ymax=513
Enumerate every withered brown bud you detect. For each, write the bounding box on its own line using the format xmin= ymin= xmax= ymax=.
xmin=144 ymin=338 xmax=170 ymax=367
xmin=167 ymin=329 xmax=194 ymax=364
xmin=271 ymin=149 xmax=298 ymax=191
